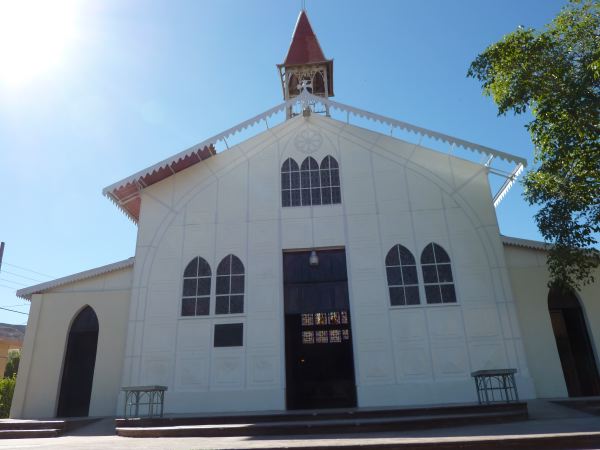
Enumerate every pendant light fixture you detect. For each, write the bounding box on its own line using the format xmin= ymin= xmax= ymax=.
xmin=309 ymin=250 xmax=319 ymax=267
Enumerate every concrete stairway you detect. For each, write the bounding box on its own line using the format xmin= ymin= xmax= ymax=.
xmin=0 ymin=419 xmax=65 ymax=439
xmin=115 ymin=402 xmax=528 ymax=438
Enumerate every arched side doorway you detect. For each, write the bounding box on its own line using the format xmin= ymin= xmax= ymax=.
xmin=57 ymin=306 xmax=99 ymax=417
xmin=548 ymin=288 xmax=600 ymax=397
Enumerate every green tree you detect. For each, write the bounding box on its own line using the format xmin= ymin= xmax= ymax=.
xmin=0 ymin=376 xmax=16 ymax=418
xmin=468 ymin=0 xmax=600 ymax=290
xmin=3 ymin=350 xmax=20 ymax=379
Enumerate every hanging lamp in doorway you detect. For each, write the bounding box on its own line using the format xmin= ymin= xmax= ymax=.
xmin=309 ymin=250 xmax=319 ymax=267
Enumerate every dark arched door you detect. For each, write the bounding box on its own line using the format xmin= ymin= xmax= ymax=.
xmin=57 ymin=306 xmax=99 ymax=417
xmin=549 ymin=288 xmax=600 ymax=397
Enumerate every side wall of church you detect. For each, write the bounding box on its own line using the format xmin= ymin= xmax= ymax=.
xmin=121 ymin=114 xmax=534 ymax=414
xmin=505 ymin=244 xmax=600 ymax=398
xmin=11 ymin=268 xmax=132 ymax=418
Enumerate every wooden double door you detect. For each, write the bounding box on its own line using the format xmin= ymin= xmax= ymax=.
xmin=283 ymin=249 xmax=357 ymax=409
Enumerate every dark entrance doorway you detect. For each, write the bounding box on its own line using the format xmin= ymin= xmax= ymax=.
xmin=283 ymin=249 xmax=357 ymax=409
xmin=57 ymin=306 xmax=99 ymax=417
xmin=549 ymin=288 xmax=600 ymax=397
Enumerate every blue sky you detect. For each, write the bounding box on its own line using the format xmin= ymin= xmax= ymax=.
xmin=0 ymin=0 xmax=567 ymax=325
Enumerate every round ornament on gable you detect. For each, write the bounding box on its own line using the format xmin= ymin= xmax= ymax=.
xmin=294 ymin=129 xmax=323 ymax=154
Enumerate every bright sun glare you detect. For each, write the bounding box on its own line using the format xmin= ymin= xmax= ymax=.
xmin=0 ymin=0 xmax=79 ymax=86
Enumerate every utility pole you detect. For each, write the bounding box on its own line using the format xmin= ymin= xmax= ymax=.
xmin=0 ymin=242 xmax=4 ymax=273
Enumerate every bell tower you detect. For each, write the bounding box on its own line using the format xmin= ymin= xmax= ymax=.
xmin=277 ymin=10 xmax=334 ymax=118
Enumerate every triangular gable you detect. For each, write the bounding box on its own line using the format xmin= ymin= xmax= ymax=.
xmin=103 ymin=91 xmax=526 ymax=222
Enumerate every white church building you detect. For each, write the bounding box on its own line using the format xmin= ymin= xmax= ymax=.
xmin=12 ymin=11 xmax=600 ymax=419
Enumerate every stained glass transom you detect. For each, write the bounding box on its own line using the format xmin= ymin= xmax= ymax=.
xmin=299 ymin=311 xmax=351 ymax=345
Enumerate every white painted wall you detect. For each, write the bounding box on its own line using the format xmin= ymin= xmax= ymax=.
xmin=11 ymin=267 xmax=132 ymax=419
xmin=505 ymin=244 xmax=600 ymax=398
xmin=121 ymin=113 xmax=534 ymax=414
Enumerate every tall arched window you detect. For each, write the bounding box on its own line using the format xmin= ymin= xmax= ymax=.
xmin=281 ymin=158 xmax=300 ymax=207
xmin=288 ymin=73 xmax=300 ymax=96
xmin=313 ymin=71 xmax=326 ymax=95
xmin=216 ymin=254 xmax=245 ymax=314
xmin=320 ymin=156 xmax=341 ymax=205
xmin=385 ymin=245 xmax=420 ymax=306
xmin=181 ymin=257 xmax=211 ymax=316
xmin=300 ymin=156 xmax=321 ymax=206
xmin=421 ymin=243 xmax=456 ymax=304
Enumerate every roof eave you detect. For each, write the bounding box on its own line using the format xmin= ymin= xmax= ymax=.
xmin=16 ymin=257 xmax=135 ymax=300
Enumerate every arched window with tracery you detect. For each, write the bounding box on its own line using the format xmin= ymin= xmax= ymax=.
xmin=181 ymin=257 xmax=211 ymax=316
xmin=385 ymin=244 xmax=420 ymax=306
xmin=216 ymin=254 xmax=245 ymax=314
xmin=300 ymin=156 xmax=321 ymax=206
xmin=281 ymin=158 xmax=300 ymax=207
xmin=313 ymin=71 xmax=326 ymax=95
xmin=288 ymin=73 xmax=300 ymax=96
xmin=420 ymin=243 xmax=456 ymax=304
xmin=320 ymin=155 xmax=341 ymax=205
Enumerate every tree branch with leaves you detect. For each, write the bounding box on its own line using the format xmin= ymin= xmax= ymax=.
xmin=468 ymin=0 xmax=600 ymax=290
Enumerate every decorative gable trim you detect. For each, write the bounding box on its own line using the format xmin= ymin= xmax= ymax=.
xmin=103 ymin=90 xmax=527 ymax=222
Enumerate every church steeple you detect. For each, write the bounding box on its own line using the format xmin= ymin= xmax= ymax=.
xmin=277 ymin=10 xmax=334 ymax=118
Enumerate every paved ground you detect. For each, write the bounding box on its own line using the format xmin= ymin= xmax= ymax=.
xmin=1 ymin=400 xmax=599 ymax=449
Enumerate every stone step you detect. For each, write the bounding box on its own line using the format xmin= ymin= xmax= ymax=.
xmin=116 ymin=409 xmax=527 ymax=438
xmin=0 ymin=428 xmax=62 ymax=439
xmin=0 ymin=420 xmax=65 ymax=431
xmin=120 ymin=431 xmax=600 ymax=449
xmin=116 ymin=402 xmax=527 ymax=429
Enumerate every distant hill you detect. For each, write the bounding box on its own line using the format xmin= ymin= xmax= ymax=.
xmin=0 ymin=323 xmax=25 ymax=342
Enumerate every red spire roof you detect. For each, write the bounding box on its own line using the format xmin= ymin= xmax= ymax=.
xmin=283 ymin=10 xmax=329 ymax=66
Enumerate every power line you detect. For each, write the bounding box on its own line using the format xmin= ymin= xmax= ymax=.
xmin=2 ymin=262 xmax=54 ymax=279
xmin=0 ymin=285 xmax=17 ymax=291
xmin=0 ymin=270 xmax=44 ymax=283
xmin=1 ymin=303 xmax=30 ymax=308
xmin=0 ymin=278 xmax=27 ymax=287
xmin=0 ymin=306 xmax=28 ymax=315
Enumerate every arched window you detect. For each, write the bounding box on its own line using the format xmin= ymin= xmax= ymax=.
xmin=181 ymin=257 xmax=211 ymax=316
xmin=320 ymin=156 xmax=341 ymax=205
xmin=385 ymin=245 xmax=420 ymax=306
xmin=313 ymin=71 xmax=326 ymax=95
xmin=300 ymin=157 xmax=321 ymax=206
xmin=288 ymin=73 xmax=300 ymax=96
xmin=282 ymin=155 xmax=341 ymax=207
xmin=216 ymin=254 xmax=245 ymax=314
xmin=421 ymin=243 xmax=456 ymax=304
xmin=281 ymin=158 xmax=301 ymax=207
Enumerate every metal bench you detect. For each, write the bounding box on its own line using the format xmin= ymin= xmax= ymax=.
xmin=121 ymin=385 xmax=167 ymax=418
xmin=471 ymin=369 xmax=519 ymax=404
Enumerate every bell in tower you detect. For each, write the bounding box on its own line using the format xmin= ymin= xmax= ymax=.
xmin=277 ymin=10 xmax=334 ymax=118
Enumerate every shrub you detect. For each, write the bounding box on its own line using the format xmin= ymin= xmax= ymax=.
xmin=0 ymin=376 xmax=16 ymax=418
xmin=4 ymin=350 xmax=20 ymax=379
